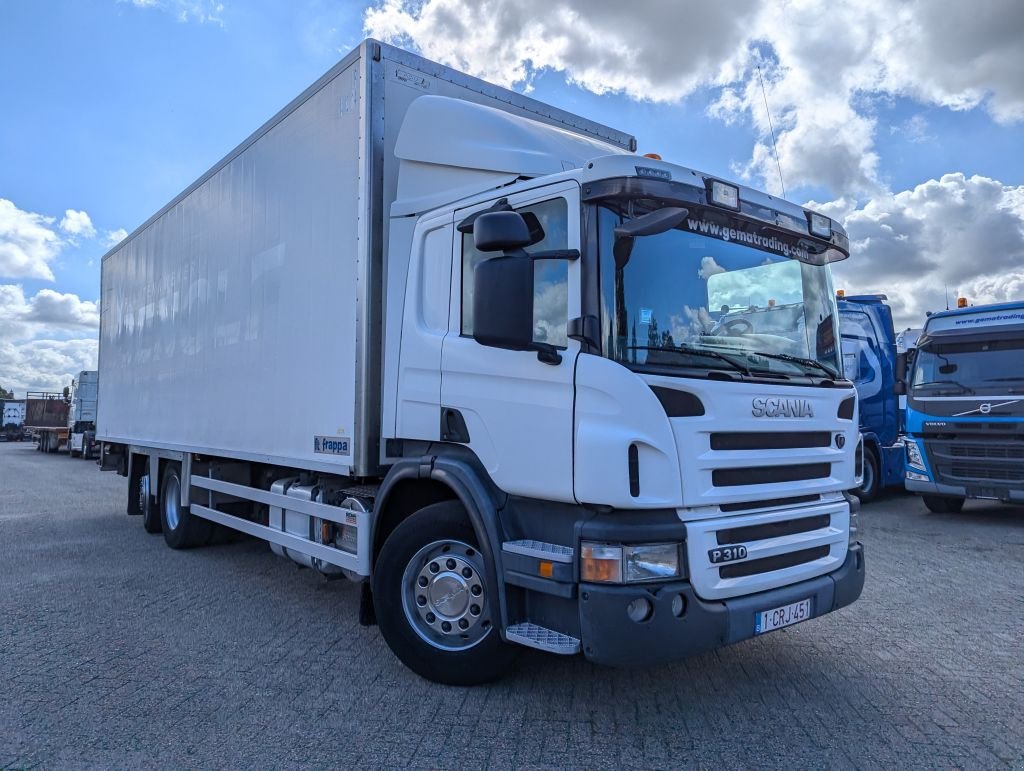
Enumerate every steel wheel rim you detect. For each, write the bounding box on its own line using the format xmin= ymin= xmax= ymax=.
xmin=401 ymin=539 xmax=491 ymax=651
xmin=164 ymin=475 xmax=181 ymax=530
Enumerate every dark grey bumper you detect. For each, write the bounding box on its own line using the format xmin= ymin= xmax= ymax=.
xmin=906 ymin=478 xmax=1024 ymax=503
xmin=578 ymin=544 xmax=865 ymax=667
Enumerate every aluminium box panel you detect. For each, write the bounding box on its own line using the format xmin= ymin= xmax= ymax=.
xmin=98 ymin=53 xmax=368 ymax=473
xmin=98 ymin=39 xmax=634 ymax=475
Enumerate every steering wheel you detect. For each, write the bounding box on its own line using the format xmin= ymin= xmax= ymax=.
xmin=722 ymin=318 xmax=754 ymax=336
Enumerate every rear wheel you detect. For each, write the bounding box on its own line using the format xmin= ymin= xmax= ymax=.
xmin=854 ymin=447 xmax=880 ymax=503
xmin=923 ymin=494 xmax=965 ymax=514
xmin=140 ymin=472 xmax=161 ymax=533
xmin=372 ymin=501 xmax=516 ymax=685
xmin=160 ymin=463 xmax=212 ymax=549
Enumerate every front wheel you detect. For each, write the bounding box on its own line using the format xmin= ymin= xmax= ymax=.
xmin=372 ymin=501 xmax=516 ymax=685
xmin=854 ymin=447 xmax=880 ymax=503
xmin=922 ymin=494 xmax=965 ymax=514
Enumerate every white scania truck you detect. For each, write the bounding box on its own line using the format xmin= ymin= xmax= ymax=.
xmin=98 ymin=40 xmax=864 ymax=684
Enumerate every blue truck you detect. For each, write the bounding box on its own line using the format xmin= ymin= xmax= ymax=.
xmin=897 ymin=300 xmax=1024 ymax=512
xmin=837 ymin=294 xmax=905 ymax=501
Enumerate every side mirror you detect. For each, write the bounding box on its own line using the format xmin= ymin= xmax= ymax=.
xmin=472 ymin=252 xmax=534 ymax=351
xmin=473 ymin=211 xmax=532 ymax=253
xmin=893 ymin=351 xmax=907 ymax=395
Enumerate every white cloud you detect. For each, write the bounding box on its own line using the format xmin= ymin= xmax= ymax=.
xmin=0 ymin=337 xmax=98 ymax=395
xmin=826 ymin=173 xmax=1024 ymax=327
xmin=59 ymin=209 xmax=97 ymax=239
xmin=0 ymin=285 xmax=100 ymax=341
xmin=105 ymin=228 xmax=129 ymax=246
xmin=122 ymin=0 xmax=225 ymax=26
xmin=0 ymin=199 xmax=62 ymax=281
xmin=365 ymin=0 xmax=1024 ymax=196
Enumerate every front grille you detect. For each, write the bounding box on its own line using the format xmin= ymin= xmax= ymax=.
xmin=717 ymin=514 xmax=830 ymax=545
xmin=710 ymin=431 xmax=831 ymax=450
xmin=719 ymin=546 xmax=829 ymax=579
xmin=712 ymin=463 xmax=831 ymax=487
xmin=719 ymin=494 xmax=820 ymax=513
xmin=947 ymin=443 xmax=1024 ymax=461
xmin=925 ymin=438 xmax=1024 ymax=488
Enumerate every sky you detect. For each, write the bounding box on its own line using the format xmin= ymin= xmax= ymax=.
xmin=2 ymin=0 xmax=1023 ymax=393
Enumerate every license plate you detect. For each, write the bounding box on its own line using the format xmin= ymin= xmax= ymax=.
xmin=755 ymin=598 xmax=811 ymax=635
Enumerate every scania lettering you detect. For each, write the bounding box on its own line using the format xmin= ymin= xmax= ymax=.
xmin=897 ymin=300 xmax=1024 ymax=512
xmin=97 ymin=39 xmax=864 ymax=685
xmin=751 ymin=398 xmax=815 ymax=418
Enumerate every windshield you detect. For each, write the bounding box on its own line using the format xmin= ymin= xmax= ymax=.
xmin=911 ymin=338 xmax=1024 ymax=395
xmin=596 ymin=204 xmax=841 ymax=379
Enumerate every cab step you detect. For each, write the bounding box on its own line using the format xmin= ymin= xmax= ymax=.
xmin=501 ymin=539 xmax=573 ymax=562
xmin=505 ymin=622 xmax=581 ymax=655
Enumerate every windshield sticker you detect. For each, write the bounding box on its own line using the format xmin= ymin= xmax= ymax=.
xmin=685 ymin=217 xmax=810 ymax=262
xmin=639 ymin=308 xmax=653 ymax=325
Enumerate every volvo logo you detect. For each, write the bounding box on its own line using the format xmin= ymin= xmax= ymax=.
xmin=953 ymin=399 xmax=1019 ymax=417
xmin=751 ymin=397 xmax=814 ymax=418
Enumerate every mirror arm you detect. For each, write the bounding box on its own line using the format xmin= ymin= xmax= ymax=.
xmin=533 ymin=343 xmax=563 ymax=366
xmin=529 ymin=248 xmax=580 ymax=262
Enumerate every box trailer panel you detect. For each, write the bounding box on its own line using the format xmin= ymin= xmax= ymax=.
xmin=99 ymin=57 xmax=365 ymax=472
xmin=98 ymin=40 xmax=634 ymax=475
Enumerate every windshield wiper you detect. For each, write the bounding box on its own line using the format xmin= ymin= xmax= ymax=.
xmin=625 ymin=345 xmax=751 ymax=375
xmin=984 ymin=377 xmax=1024 ymax=382
xmin=744 ymin=350 xmax=838 ymax=379
xmin=914 ymin=380 xmax=975 ymax=394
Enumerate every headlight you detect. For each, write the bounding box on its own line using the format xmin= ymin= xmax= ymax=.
xmin=581 ymin=542 xmax=682 ymax=584
xmin=905 ymin=440 xmax=925 ymax=469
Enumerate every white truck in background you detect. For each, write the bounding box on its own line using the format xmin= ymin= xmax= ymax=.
xmin=2 ymin=400 xmax=27 ymax=442
xmin=98 ymin=39 xmax=864 ymax=684
xmin=68 ymin=370 xmax=99 ymax=459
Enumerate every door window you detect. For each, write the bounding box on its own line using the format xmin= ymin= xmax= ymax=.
xmin=460 ymin=197 xmax=569 ymax=347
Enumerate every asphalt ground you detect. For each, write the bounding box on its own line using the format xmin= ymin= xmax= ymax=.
xmin=2 ymin=440 xmax=1023 ymax=769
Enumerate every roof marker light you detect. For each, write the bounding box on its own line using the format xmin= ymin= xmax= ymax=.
xmin=708 ymin=179 xmax=740 ymax=210
xmin=807 ymin=211 xmax=832 ymax=238
xmin=643 ymin=153 xmax=662 ymax=160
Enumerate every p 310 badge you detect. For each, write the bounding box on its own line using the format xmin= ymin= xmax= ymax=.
xmin=708 ymin=544 xmax=748 ymax=564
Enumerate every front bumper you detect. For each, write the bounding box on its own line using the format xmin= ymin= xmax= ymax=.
xmin=577 ymin=544 xmax=865 ymax=667
xmin=906 ymin=477 xmax=1024 ymax=503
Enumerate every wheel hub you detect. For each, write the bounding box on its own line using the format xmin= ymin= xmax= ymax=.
xmin=403 ymin=541 xmax=488 ymax=650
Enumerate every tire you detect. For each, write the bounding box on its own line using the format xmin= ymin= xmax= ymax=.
xmin=923 ymin=494 xmax=965 ymax=514
xmin=140 ymin=471 xmax=162 ymax=534
xmin=854 ymin=447 xmax=880 ymax=503
xmin=372 ymin=500 xmax=516 ymax=685
xmin=160 ymin=463 xmax=212 ymax=549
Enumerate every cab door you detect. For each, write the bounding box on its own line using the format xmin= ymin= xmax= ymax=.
xmin=441 ymin=182 xmax=581 ymax=503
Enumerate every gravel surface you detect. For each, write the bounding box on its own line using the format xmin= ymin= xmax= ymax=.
xmin=2 ymin=440 xmax=1022 ymax=768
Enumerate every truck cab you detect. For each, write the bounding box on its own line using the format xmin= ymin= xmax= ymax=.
xmin=381 ymin=100 xmax=864 ymax=673
xmin=901 ymin=301 xmax=1024 ymax=512
xmin=837 ymin=294 xmax=905 ymax=500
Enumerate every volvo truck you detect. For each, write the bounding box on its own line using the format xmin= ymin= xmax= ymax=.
xmin=838 ymin=294 xmax=905 ymax=501
xmin=898 ymin=300 xmax=1024 ymax=512
xmin=98 ymin=39 xmax=865 ymax=684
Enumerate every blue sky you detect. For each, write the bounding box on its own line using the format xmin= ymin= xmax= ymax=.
xmin=2 ymin=0 xmax=1023 ymax=391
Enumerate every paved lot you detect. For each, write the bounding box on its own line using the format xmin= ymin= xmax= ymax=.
xmin=1 ymin=441 xmax=1022 ymax=769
